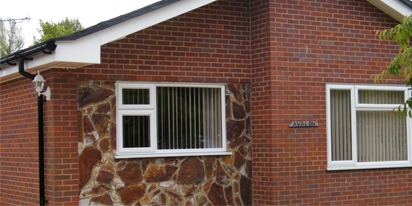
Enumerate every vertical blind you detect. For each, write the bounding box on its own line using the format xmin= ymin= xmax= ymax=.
xmin=123 ymin=89 xmax=149 ymax=104
xmin=330 ymin=90 xmax=352 ymax=161
xmin=357 ymin=111 xmax=407 ymax=162
xmin=123 ymin=116 xmax=150 ymax=148
xmin=358 ymin=90 xmax=404 ymax=104
xmin=157 ymin=87 xmax=222 ymax=150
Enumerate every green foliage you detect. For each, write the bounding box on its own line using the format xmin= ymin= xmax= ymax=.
xmin=0 ymin=19 xmax=24 ymax=58
xmin=33 ymin=17 xmax=83 ymax=45
xmin=376 ymin=15 xmax=412 ymax=115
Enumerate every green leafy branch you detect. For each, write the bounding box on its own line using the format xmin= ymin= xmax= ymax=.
xmin=376 ymin=15 xmax=412 ymax=115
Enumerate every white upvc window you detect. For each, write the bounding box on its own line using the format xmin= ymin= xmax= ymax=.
xmin=326 ymin=84 xmax=412 ymax=170
xmin=115 ymin=82 xmax=230 ymax=158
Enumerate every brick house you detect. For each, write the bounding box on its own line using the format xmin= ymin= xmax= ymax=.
xmin=1 ymin=0 xmax=412 ymax=205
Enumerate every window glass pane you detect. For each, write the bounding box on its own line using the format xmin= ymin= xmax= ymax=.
xmin=157 ymin=87 xmax=222 ymax=150
xmin=358 ymin=90 xmax=404 ymax=104
xmin=357 ymin=111 xmax=407 ymax=162
xmin=123 ymin=89 xmax=149 ymax=104
xmin=330 ymin=90 xmax=352 ymax=161
xmin=123 ymin=116 xmax=150 ymax=148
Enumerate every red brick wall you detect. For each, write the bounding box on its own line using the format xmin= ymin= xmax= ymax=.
xmin=44 ymin=71 xmax=80 ymax=205
xmin=2 ymin=0 xmax=412 ymax=205
xmin=0 ymin=78 xmax=40 ymax=205
xmin=250 ymin=1 xmax=277 ymax=203
xmin=251 ymin=0 xmax=412 ymax=205
xmin=92 ymin=1 xmax=251 ymax=84
xmin=1 ymin=0 xmax=251 ymax=205
xmin=0 ymin=72 xmax=80 ymax=205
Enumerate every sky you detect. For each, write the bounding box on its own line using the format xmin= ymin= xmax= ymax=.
xmin=0 ymin=0 xmax=160 ymax=48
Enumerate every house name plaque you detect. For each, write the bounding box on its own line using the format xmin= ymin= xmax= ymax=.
xmin=289 ymin=121 xmax=318 ymax=128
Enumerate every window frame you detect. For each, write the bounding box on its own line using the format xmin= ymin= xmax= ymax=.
xmin=326 ymin=83 xmax=412 ymax=170
xmin=115 ymin=82 xmax=230 ymax=159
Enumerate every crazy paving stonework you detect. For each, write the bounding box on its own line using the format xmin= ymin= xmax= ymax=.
xmin=78 ymin=81 xmax=252 ymax=205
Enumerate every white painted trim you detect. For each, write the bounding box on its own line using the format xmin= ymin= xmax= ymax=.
xmin=367 ymin=0 xmax=412 ymax=22
xmin=115 ymin=82 xmax=227 ymax=158
xmin=350 ymin=87 xmax=357 ymax=167
xmin=326 ymin=84 xmax=354 ymax=167
xmin=117 ymin=83 xmax=156 ymax=109
xmin=0 ymin=0 xmax=217 ymax=82
xmin=327 ymin=161 xmax=412 ymax=171
xmin=220 ymin=86 xmax=227 ymax=152
xmin=354 ymin=106 xmax=402 ymax=111
xmin=116 ymin=110 xmax=157 ymax=154
xmin=115 ymin=151 xmax=232 ymax=159
xmin=326 ymin=83 xmax=412 ymax=170
xmin=355 ymin=85 xmax=408 ymax=109
xmin=89 ymin=0 xmax=216 ymax=46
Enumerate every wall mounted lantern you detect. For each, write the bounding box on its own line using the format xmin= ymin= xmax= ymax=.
xmin=33 ymin=72 xmax=51 ymax=100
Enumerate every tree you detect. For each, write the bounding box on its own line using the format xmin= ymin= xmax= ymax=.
xmin=0 ymin=19 xmax=24 ymax=58
xmin=376 ymin=15 xmax=412 ymax=116
xmin=33 ymin=17 xmax=83 ymax=45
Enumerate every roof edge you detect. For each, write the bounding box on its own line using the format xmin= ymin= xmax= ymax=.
xmin=55 ymin=0 xmax=179 ymax=41
xmin=0 ymin=0 xmax=217 ymax=83
xmin=399 ymin=0 xmax=412 ymax=9
xmin=368 ymin=0 xmax=412 ymax=22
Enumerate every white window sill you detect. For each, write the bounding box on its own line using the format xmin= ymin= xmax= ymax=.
xmin=327 ymin=162 xmax=412 ymax=171
xmin=115 ymin=151 xmax=232 ymax=159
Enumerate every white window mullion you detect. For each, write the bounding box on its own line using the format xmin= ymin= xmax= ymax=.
xmin=351 ymin=87 xmax=358 ymax=165
xmin=151 ymin=88 xmax=158 ymax=152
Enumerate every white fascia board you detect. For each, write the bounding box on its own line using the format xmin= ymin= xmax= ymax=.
xmin=368 ymin=0 xmax=412 ymax=22
xmin=1 ymin=53 xmax=57 ymax=79
xmin=93 ymin=0 xmax=216 ymax=45
xmin=0 ymin=0 xmax=216 ymax=82
xmin=54 ymin=37 xmax=101 ymax=64
xmin=0 ymin=39 xmax=100 ymax=81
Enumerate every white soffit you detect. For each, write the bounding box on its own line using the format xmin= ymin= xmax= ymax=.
xmin=0 ymin=0 xmax=216 ymax=82
xmin=368 ymin=0 xmax=412 ymax=22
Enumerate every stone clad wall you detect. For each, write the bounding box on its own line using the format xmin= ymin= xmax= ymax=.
xmin=77 ymin=81 xmax=252 ymax=205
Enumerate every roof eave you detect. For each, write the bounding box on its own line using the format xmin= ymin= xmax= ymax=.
xmin=368 ymin=0 xmax=412 ymax=22
xmin=0 ymin=0 xmax=217 ymax=83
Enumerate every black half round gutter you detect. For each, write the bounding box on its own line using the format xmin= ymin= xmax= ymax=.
xmin=0 ymin=40 xmax=57 ymax=69
xmin=8 ymin=40 xmax=57 ymax=206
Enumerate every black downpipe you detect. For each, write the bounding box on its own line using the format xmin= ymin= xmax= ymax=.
xmin=18 ymin=59 xmax=47 ymax=206
xmin=18 ymin=59 xmax=35 ymax=80
xmin=38 ymin=94 xmax=46 ymax=206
